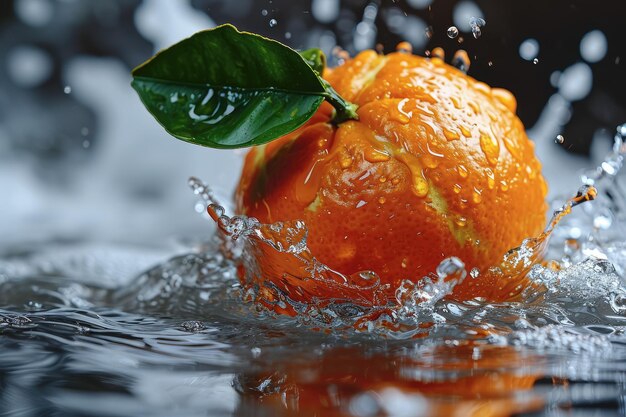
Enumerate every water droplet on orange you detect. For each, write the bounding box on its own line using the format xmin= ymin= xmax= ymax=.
xmin=364 ymin=148 xmax=391 ymax=162
xmin=450 ymin=96 xmax=462 ymax=109
xmin=502 ymin=136 xmax=522 ymax=161
xmin=474 ymin=82 xmax=490 ymax=95
xmin=491 ymin=88 xmax=517 ymax=113
xmin=453 ymin=183 xmax=462 ymax=194
xmin=455 ymin=216 xmax=467 ymax=227
xmin=468 ymin=100 xmax=480 ymax=114
xmin=472 ymin=187 xmax=483 ymax=204
xmin=394 ymin=98 xmax=412 ymax=123
xmin=500 ymin=180 xmax=509 ymax=191
xmin=479 ymin=133 xmax=500 ymax=165
xmin=485 ymin=168 xmax=495 ymax=189
xmin=443 ymin=128 xmax=460 ymax=141
xmin=457 ymin=164 xmax=469 ymax=178
xmin=411 ymin=173 xmax=429 ymax=197
xmin=460 ymin=125 xmax=472 ymax=138
xmin=431 ymin=47 xmax=445 ymax=60
xmin=378 ymin=196 xmax=387 ymax=204
xmin=396 ymin=41 xmax=412 ymax=53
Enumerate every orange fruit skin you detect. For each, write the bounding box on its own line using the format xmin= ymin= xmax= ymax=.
xmin=236 ymin=50 xmax=548 ymax=303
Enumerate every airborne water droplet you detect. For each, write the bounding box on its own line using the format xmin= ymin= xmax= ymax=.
xmin=425 ymin=26 xmax=434 ymax=39
xmin=533 ymin=58 xmax=539 ymax=64
xmin=63 ymin=85 xmax=71 ymax=94
xmin=447 ymin=26 xmax=459 ymax=39
xmin=555 ymin=134 xmax=565 ymax=144
xmin=593 ymin=212 xmax=612 ymax=230
xmin=269 ymin=19 xmax=277 ymax=27
xmin=436 ymin=257 xmax=465 ymax=280
xmin=469 ymin=17 xmax=486 ymax=39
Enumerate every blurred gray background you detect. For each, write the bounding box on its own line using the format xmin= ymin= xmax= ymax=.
xmin=1 ymin=0 xmax=624 ymax=250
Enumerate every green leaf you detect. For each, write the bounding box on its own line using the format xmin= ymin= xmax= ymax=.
xmin=132 ymin=24 xmax=334 ymax=149
xmin=299 ymin=48 xmax=326 ymax=76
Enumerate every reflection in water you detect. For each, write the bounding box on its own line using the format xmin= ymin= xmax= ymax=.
xmin=235 ymin=344 xmax=543 ymax=417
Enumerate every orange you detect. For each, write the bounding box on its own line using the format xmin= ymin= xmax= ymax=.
xmin=235 ymin=48 xmax=548 ymax=303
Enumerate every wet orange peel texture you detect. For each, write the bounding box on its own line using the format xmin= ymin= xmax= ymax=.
xmin=236 ymin=49 xmax=548 ymax=303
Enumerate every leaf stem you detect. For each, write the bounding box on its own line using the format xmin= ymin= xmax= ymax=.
xmin=320 ymin=79 xmax=359 ymax=124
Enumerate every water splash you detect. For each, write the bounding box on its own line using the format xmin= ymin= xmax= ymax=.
xmin=447 ymin=26 xmax=459 ymax=39
xmin=4 ymin=124 xmax=623 ymax=343
xmin=177 ymin=124 xmax=626 ymax=339
xmin=0 ymin=132 xmax=624 ymax=417
xmin=469 ymin=17 xmax=486 ymax=39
